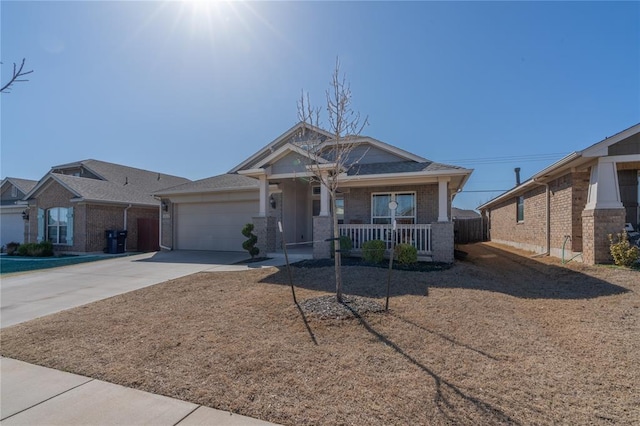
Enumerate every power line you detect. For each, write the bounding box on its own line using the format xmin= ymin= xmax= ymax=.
xmin=439 ymin=152 xmax=569 ymax=165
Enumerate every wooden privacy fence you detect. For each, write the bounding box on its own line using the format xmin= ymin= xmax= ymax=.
xmin=454 ymin=217 xmax=484 ymax=244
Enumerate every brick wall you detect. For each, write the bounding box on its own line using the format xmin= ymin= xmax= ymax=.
xmin=431 ymin=222 xmax=454 ymax=263
xmin=488 ymin=184 xmax=547 ymax=253
xmin=252 ymin=216 xmax=276 ymax=256
xmin=345 ymin=184 xmax=440 ymax=224
xmin=487 ymin=170 xmax=610 ymax=262
xmin=27 ymin=180 xmax=157 ymax=253
xmin=313 ymin=216 xmax=332 ymax=258
xmin=582 ymin=208 xmax=626 ymax=264
xmin=85 ymin=204 xmax=126 ymax=252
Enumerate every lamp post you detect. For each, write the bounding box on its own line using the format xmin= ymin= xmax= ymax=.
xmin=385 ymin=200 xmax=398 ymax=311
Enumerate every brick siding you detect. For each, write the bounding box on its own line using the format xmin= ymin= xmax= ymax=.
xmin=488 ymin=184 xmax=547 ymax=253
xmin=582 ymin=208 xmax=626 ymax=264
xmin=487 ymin=170 xmax=614 ymax=264
xmin=345 ymin=184 xmax=440 ymax=224
xmin=27 ymin=180 xmax=157 ymax=253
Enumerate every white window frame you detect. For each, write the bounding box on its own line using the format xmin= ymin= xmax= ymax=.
xmin=516 ymin=196 xmax=524 ymax=223
xmin=47 ymin=207 xmax=69 ymax=245
xmin=371 ymin=192 xmax=416 ymax=224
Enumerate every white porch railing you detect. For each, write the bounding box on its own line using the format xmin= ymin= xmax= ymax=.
xmin=338 ymin=224 xmax=432 ymax=255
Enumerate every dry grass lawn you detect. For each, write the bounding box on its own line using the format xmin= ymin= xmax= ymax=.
xmin=1 ymin=243 xmax=638 ymax=425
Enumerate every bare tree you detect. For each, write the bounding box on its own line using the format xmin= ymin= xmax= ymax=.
xmin=297 ymin=58 xmax=368 ymax=302
xmin=1 ymin=58 xmax=33 ymax=93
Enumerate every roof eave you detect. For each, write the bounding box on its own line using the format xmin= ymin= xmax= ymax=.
xmin=155 ymin=186 xmax=259 ymax=196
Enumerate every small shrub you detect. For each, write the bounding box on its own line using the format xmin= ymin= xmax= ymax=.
xmin=362 ymin=239 xmax=385 ymax=263
xmin=331 ymin=235 xmax=353 ymax=258
xmin=395 ymin=243 xmax=418 ymax=265
xmin=6 ymin=241 xmax=20 ymax=256
xmin=608 ymin=231 xmax=639 ymax=267
xmin=16 ymin=241 xmax=54 ymax=257
xmin=241 ymin=223 xmax=259 ymax=259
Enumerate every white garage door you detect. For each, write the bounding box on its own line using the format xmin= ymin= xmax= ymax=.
xmin=176 ymin=201 xmax=257 ymax=251
xmin=1 ymin=211 xmax=25 ymax=247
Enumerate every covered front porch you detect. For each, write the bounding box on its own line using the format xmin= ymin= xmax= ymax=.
xmin=249 ymin=174 xmax=455 ymax=263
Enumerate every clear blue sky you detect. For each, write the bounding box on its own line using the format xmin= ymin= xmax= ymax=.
xmin=2 ymin=1 xmax=639 ymax=211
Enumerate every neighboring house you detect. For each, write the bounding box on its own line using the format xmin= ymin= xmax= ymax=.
xmin=22 ymin=159 xmax=190 ymax=253
xmin=451 ymin=207 xmax=481 ymax=219
xmin=1 ymin=177 xmax=37 ymax=248
xmin=156 ymin=122 xmax=473 ymax=262
xmin=478 ymin=123 xmax=640 ymax=265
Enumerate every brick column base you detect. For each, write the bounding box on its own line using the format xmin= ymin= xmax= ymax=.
xmin=581 ymin=208 xmax=625 ymax=265
xmin=252 ymin=216 xmax=276 ymax=255
xmin=431 ymin=222 xmax=454 ymax=263
xmin=313 ymin=216 xmax=332 ymax=259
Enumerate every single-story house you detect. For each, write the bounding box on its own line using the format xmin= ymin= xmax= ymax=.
xmin=156 ymin=122 xmax=473 ymax=262
xmin=478 ymin=123 xmax=640 ymax=265
xmin=22 ymin=159 xmax=190 ymax=253
xmin=1 ymin=177 xmax=37 ymax=248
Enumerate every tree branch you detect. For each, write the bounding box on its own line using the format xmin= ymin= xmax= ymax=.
xmin=1 ymin=58 xmax=34 ymax=93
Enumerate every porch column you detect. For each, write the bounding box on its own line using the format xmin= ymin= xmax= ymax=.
xmin=582 ymin=158 xmax=625 ymax=264
xmin=585 ymin=158 xmax=623 ymax=210
xmin=319 ymin=172 xmax=330 ymax=216
xmin=438 ymin=177 xmax=449 ymax=222
xmin=258 ymin=174 xmax=268 ymax=217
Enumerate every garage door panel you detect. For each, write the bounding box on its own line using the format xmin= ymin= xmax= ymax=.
xmin=176 ymin=201 xmax=256 ymax=251
xmin=1 ymin=212 xmax=25 ymax=246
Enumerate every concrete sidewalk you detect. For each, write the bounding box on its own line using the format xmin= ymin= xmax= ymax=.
xmin=1 ymin=357 xmax=278 ymax=425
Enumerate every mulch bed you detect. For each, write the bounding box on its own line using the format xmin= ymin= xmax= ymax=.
xmin=1 ymin=243 xmax=638 ymax=425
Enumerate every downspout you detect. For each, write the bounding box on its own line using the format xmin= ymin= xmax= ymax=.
xmin=532 ymin=178 xmax=550 ymax=256
xmin=124 ymin=204 xmax=132 ymax=251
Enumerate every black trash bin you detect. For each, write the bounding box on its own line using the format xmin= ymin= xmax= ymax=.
xmin=116 ymin=230 xmax=128 ymax=253
xmin=105 ymin=230 xmax=118 ymax=254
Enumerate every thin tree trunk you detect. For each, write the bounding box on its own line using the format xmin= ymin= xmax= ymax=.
xmin=332 ymin=193 xmax=343 ymax=302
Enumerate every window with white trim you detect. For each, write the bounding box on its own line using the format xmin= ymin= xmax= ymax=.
xmin=47 ymin=207 xmax=69 ymax=244
xmin=371 ymin=192 xmax=415 ymax=224
xmin=516 ymin=196 xmax=524 ymax=222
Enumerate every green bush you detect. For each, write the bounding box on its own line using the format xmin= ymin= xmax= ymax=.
xmin=241 ymin=223 xmax=260 ymax=259
xmin=331 ymin=235 xmax=353 ymax=258
xmin=362 ymin=239 xmax=386 ymax=263
xmin=6 ymin=241 xmax=20 ymax=256
xmin=395 ymin=243 xmax=418 ymax=265
xmin=608 ymin=231 xmax=639 ymax=267
xmin=16 ymin=241 xmax=54 ymax=257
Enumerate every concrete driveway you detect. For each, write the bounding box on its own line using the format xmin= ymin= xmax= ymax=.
xmin=1 ymin=251 xmax=251 ymax=328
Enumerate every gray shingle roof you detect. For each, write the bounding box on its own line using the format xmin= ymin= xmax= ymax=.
xmin=52 ymin=173 xmax=160 ymax=206
xmin=51 ymin=159 xmax=190 ymax=193
xmin=347 ymin=161 xmax=466 ymax=176
xmin=4 ymin=178 xmax=38 ymax=194
xmin=155 ymin=174 xmax=259 ymax=195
